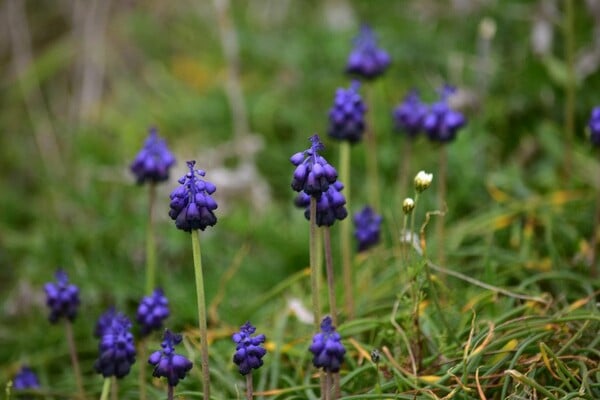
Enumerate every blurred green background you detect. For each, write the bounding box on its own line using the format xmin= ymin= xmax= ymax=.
xmin=2 ymin=0 xmax=600 ymax=396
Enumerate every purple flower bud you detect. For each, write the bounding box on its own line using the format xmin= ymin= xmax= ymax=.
xmin=353 ymin=206 xmax=382 ymax=252
xmin=297 ymin=181 xmax=348 ymax=227
xmin=148 ymin=330 xmax=193 ymax=387
xmin=588 ymin=106 xmax=600 ymax=146
xmin=169 ymin=161 xmax=218 ymax=232
xmin=328 ymin=81 xmax=367 ymax=144
xmin=94 ymin=312 xmax=136 ymax=379
xmin=290 ymin=135 xmax=338 ymax=197
xmin=130 ymin=127 xmax=176 ymax=184
xmin=423 ymin=86 xmax=466 ymax=143
xmin=136 ymin=289 xmax=170 ymax=336
xmin=309 ymin=316 xmax=345 ymax=372
xmin=346 ymin=25 xmax=391 ymax=80
xmin=232 ymin=322 xmax=267 ymax=376
xmin=393 ymin=90 xmax=428 ymax=138
xmin=44 ymin=270 xmax=80 ymax=323
xmin=13 ymin=366 xmax=40 ymax=390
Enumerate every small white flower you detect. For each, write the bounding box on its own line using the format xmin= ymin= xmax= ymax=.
xmin=414 ymin=171 xmax=433 ymax=192
xmin=402 ymin=198 xmax=415 ymax=214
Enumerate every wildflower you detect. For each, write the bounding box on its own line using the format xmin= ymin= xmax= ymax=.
xmin=232 ymin=322 xmax=267 ymax=376
xmin=402 ymin=198 xmax=415 ymax=214
xmin=290 ymin=135 xmax=338 ymax=197
xmin=169 ymin=161 xmax=218 ymax=232
xmin=130 ymin=127 xmax=176 ymax=184
xmin=346 ymin=25 xmax=391 ymax=80
xmin=94 ymin=307 xmax=118 ymax=338
xmin=309 ymin=316 xmax=345 ymax=372
xmin=13 ymin=366 xmax=40 ymax=390
xmin=94 ymin=312 xmax=136 ymax=378
xmin=588 ymin=106 xmax=600 ymax=146
xmin=136 ymin=289 xmax=170 ymax=336
xmin=295 ymin=181 xmax=348 ymax=227
xmin=393 ymin=90 xmax=428 ymax=138
xmin=423 ymin=85 xmax=466 ymax=142
xmin=44 ymin=270 xmax=80 ymax=323
xmin=414 ymin=171 xmax=433 ymax=193
xmin=327 ymin=81 xmax=367 ymax=144
xmin=353 ymin=206 xmax=382 ymax=252
xmin=148 ymin=330 xmax=193 ymax=387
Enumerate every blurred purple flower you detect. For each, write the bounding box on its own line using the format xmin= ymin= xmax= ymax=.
xmin=328 ymin=81 xmax=367 ymax=144
xmin=346 ymin=25 xmax=391 ymax=80
xmin=393 ymin=90 xmax=428 ymax=138
xmin=94 ymin=312 xmax=136 ymax=379
xmin=588 ymin=106 xmax=600 ymax=146
xmin=13 ymin=366 xmax=40 ymax=390
xmin=169 ymin=161 xmax=218 ymax=232
xmin=136 ymin=289 xmax=170 ymax=336
xmin=423 ymin=85 xmax=466 ymax=143
xmin=148 ymin=330 xmax=193 ymax=387
xmin=295 ymin=181 xmax=348 ymax=227
xmin=130 ymin=127 xmax=176 ymax=184
xmin=44 ymin=270 xmax=80 ymax=324
xmin=353 ymin=206 xmax=382 ymax=252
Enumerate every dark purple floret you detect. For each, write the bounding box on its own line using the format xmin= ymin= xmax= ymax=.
xmin=169 ymin=160 xmax=218 ymax=232
xmin=328 ymin=81 xmax=367 ymax=144
xmin=94 ymin=307 xmax=118 ymax=338
xmin=130 ymin=127 xmax=176 ymax=184
xmin=148 ymin=330 xmax=193 ymax=387
xmin=309 ymin=316 xmax=345 ymax=373
xmin=136 ymin=289 xmax=170 ymax=336
xmin=423 ymin=85 xmax=466 ymax=143
xmin=44 ymin=270 xmax=80 ymax=324
xmin=345 ymin=25 xmax=391 ymax=80
xmin=94 ymin=312 xmax=136 ymax=379
xmin=296 ymin=181 xmax=348 ymax=227
xmin=232 ymin=322 xmax=267 ymax=376
xmin=290 ymin=135 xmax=338 ymax=197
xmin=13 ymin=366 xmax=40 ymax=390
xmin=588 ymin=106 xmax=600 ymax=146
xmin=393 ymin=90 xmax=428 ymax=138
xmin=353 ymin=206 xmax=383 ymax=252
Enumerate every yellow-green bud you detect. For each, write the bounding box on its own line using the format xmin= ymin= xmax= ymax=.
xmin=402 ymin=198 xmax=415 ymax=214
xmin=414 ymin=170 xmax=433 ymax=192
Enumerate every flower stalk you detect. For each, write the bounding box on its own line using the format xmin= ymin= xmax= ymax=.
xmin=191 ymin=230 xmax=210 ymax=399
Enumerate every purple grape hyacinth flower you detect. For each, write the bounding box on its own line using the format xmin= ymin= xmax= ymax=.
xmin=290 ymin=135 xmax=338 ymax=198
xmin=44 ymin=270 xmax=80 ymax=324
xmin=393 ymin=90 xmax=428 ymax=138
xmin=148 ymin=330 xmax=193 ymax=387
xmin=423 ymin=85 xmax=466 ymax=143
xmin=588 ymin=106 xmax=600 ymax=146
xmin=353 ymin=206 xmax=383 ymax=252
xmin=94 ymin=312 xmax=136 ymax=379
xmin=295 ymin=181 xmax=348 ymax=227
xmin=328 ymin=81 xmax=367 ymax=144
xmin=13 ymin=366 xmax=40 ymax=390
xmin=137 ymin=289 xmax=170 ymax=336
xmin=232 ymin=322 xmax=267 ymax=376
xmin=309 ymin=316 xmax=346 ymax=373
xmin=130 ymin=127 xmax=176 ymax=184
xmin=169 ymin=161 xmax=218 ymax=232
xmin=346 ymin=25 xmax=391 ymax=80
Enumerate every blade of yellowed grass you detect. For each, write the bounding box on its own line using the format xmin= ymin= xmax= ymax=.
xmin=475 ymin=367 xmax=486 ymax=400
xmin=505 ymin=369 xmax=559 ymax=400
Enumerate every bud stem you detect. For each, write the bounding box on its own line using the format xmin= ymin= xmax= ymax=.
xmin=245 ymin=374 xmax=253 ymax=400
xmin=191 ymin=230 xmax=210 ymax=399
xmin=99 ymin=377 xmax=111 ymax=400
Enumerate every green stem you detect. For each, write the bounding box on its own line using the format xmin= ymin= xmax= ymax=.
xmin=99 ymin=378 xmax=111 ymax=400
xmin=339 ymin=141 xmax=354 ymax=319
xmin=191 ymin=230 xmax=211 ymax=399
xmin=245 ymin=374 xmax=253 ymax=400
xmin=111 ymin=377 xmax=117 ymax=400
xmin=65 ymin=320 xmax=85 ymax=400
xmin=323 ymin=227 xmax=338 ymax=325
xmin=145 ymin=183 xmax=157 ymax=295
xmin=410 ymin=192 xmax=420 ymax=251
xmin=564 ymin=0 xmax=575 ymax=180
xmin=138 ymin=339 xmax=147 ymax=400
xmin=309 ymin=197 xmax=321 ymax=328
xmin=365 ymin=84 xmax=380 ymax=211
xmin=436 ymin=146 xmax=447 ymax=269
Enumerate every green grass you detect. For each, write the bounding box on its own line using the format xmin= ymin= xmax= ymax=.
xmin=2 ymin=1 xmax=600 ymax=399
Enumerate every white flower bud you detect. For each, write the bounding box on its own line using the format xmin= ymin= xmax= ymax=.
xmin=402 ymin=198 xmax=415 ymax=214
xmin=414 ymin=171 xmax=433 ymax=192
